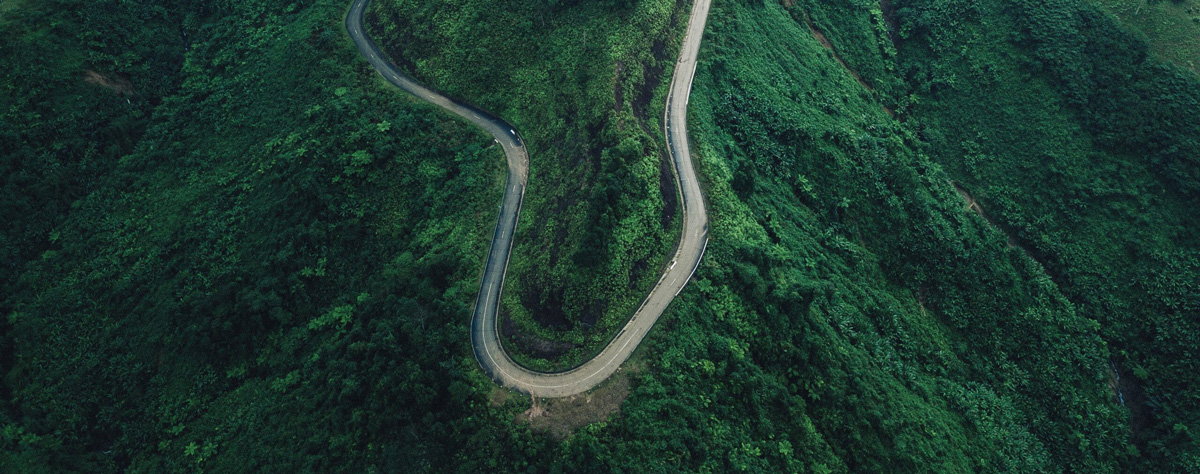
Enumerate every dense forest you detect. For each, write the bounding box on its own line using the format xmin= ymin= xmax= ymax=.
xmin=365 ymin=0 xmax=685 ymax=370
xmin=2 ymin=0 xmax=1198 ymax=472
xmin=1092 ymin=0 xmax=1199 ymax=76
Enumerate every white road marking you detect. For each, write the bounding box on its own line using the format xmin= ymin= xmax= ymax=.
xmin=348 ymin=0 xmax=711 ymax=398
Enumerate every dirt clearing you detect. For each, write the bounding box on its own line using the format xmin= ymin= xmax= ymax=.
xmin=515 ymin=364 xmax=638 ymax=440
xmin=84 ymin=69 xmax=134 ymax=96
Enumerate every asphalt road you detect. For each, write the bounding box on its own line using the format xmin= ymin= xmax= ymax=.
xmin=347 ymin=0 xmax=709 ymax=398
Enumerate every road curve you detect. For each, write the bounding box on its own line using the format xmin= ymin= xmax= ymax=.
xmin=347 ymin=0 xmax=709 ymax=398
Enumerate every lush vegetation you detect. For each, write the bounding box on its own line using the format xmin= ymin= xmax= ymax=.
xmin=3 ymin=0 xmax=1199 ymax=472
xmin=366 ymin=0 xmax=685 ymax=369
xmin=668 ymin=1 xmax=1128 ymax=470
xmin=2 ymin=0 xmax=516 ymax=470
xmin=893 ymin=0 xmax=1200 ymax=467
xmin=1090 ymin=0 xmax=1200 ymax=76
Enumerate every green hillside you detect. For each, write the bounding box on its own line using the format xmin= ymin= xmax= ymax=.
xmin=2 ymin=0 xmax=1198 ymax=472
xmin=1091 ymin=0 xmax=1200 ymax=76
xmin=365 ymin=0 xmax=685 ymax=370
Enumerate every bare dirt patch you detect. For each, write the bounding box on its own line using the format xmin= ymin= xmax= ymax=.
xmin=524 ymin=396 xmax=548 ymax=418
xmin=515 ymin=365 xmax=637 ymax=440
xmin=83 ymin=69 xmax=134 ymax=96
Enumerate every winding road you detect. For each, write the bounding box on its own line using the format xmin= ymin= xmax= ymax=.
xmin=347 ymin=0 xmax=710 ymax=398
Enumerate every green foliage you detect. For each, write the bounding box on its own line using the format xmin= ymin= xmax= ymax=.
xmin=366 ymin=0 xmax=685 ymax=369
xmin=0 ymin=0 xmax=189 ymax=327
xmin=893 ymin=0 xmax=1200 ymax=468
xmin=654 ymin=1 xmax=1127 ymax=471
xmin=2 ymin=0 xmax=1198 ymax=471
xmin=2 ymin=0 xmax=513 ymax=471
xmin=1090 ymin=0 xmax=1200 ymax=76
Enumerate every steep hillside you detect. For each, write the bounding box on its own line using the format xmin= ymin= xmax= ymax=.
xmin=2 ymin=0 xmax=511 ymax=470
xmin=894 ymin=0 xmax=1200 ymax=468
xmin=367 ymin=0 xmax=687 ymax=370
xmin=1091 ymin=0 xmax=1200 ymax=76
xmin=2 ymin=0 xmax=1198 ymax=471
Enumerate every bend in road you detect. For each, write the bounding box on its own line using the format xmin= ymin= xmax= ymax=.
xmin=347 ymin=0 xmax=709 ymax=398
